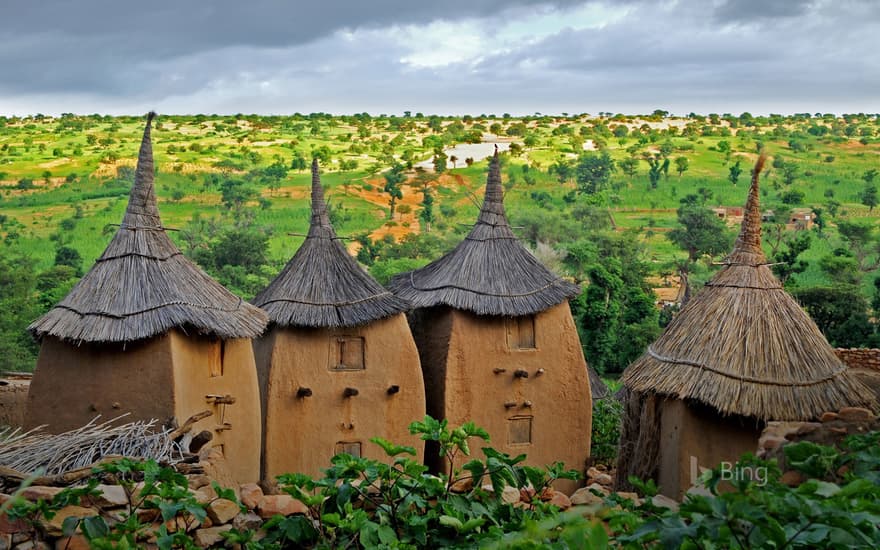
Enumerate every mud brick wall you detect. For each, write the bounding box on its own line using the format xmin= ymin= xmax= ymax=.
xmin=834 ymin=349 xmax=880 ymax=372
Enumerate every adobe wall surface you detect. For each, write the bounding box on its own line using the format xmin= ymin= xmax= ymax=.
xmin=259 ymin=314 xmax=426 ymax=482
xmin=170 ymin=332 xmax=262 ymax=484
xmin=407 ymin=308 xmax=452 ymax=424
xmin=0 ymin=377 xmax=30 ymax=428
xmin=657 ymin=399 xmax=761 ymax=499
xmin=252 ymin=330 xmax=277 ymax=477
xmin=25 ymin=336 xmax=176 ymax=431
xmin=433 ymin=303 xmax=592 ymax=495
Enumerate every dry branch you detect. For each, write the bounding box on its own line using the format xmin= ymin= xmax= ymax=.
xmin=0 ymin=415 xmax=188 ymax=482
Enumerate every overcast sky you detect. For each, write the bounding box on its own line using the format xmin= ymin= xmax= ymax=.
xmin=2 ymin=0 xmax=878 ymax=116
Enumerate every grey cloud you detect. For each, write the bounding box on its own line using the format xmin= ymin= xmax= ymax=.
xmin=712 ymin=0 xmax=816 ymax=22
xmin=464 ymin=0 xmax=880 ymax=114
xmin=0 ymin=0 xmax=583 ymax=97
xmin=1 ymin=0 xmax=879 ymax=115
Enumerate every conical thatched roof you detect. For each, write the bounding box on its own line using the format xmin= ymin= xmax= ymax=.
xmin=388 ymin=150 xmax=580 ymax=316
xmin=622 ymin=155 xmax=874 ymax=421
xmin=29 ymin=113 xmax=267 ymax=344
xmin=252 ymin=159 xmax=408 ymax=328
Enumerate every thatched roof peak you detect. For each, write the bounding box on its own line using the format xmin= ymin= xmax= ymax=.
xmin=478 ymin=147 xmax=506 ymax=227
xmin=622 ymin=156 xmax=874 ymax=420
xmin=727 ymin=152 xmax=767 ymax=265
xmin=252 ymin=161 xmax=408 ymax=328
xmin=29 ymin=112 xmax=268 ymax=344
xmin=388 ymin=153 xmax=581 ymax=317
xmin=122 ymin=111 xmax=160 ymax=230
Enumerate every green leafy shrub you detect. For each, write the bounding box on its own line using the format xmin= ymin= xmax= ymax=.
xmin=263 ymin=416 xmax=581 ymax=548
xmin=612 ymin=432 xmax=880 ymax=548
xmin=590 ymin=398 xmax=623 ymax=465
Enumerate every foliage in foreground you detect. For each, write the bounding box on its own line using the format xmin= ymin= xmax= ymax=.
xmin=607 ymin=431 xmax=880 ymax=549
xmin=590 ymin=396 xmax=623 ymax=465
xmin=2 ymin=416 xmax=591 ymax=549
xmin=4 ymin=420 xmax=880 ymax=549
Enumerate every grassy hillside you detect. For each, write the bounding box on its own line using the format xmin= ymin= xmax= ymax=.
xmin=1 ymin=111 xmax=879 ymax=371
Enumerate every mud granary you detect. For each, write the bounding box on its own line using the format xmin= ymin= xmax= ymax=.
xmin=390 ymin=149 xmax=593 ymax=494
xmin=26 ymin=113 xmax=267 ymax=484
xmin=252 ymin=159 xmax=426 ymax=483
xmin=617 ymin=155 xmax=875 ymax=499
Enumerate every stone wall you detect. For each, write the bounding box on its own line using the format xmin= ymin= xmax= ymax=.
xmin=834 ymin=348 xmax=880 ymax=372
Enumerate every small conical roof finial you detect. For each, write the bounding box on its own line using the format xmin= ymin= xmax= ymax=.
xmin=122 ymin=112 xmax=161 ymax=229
xmin=730 ymin=153 xmax=767 ymax=262
xmin=308 ymin=157 xmax=334 ymax=237
xmin=477 ymin=147 xmax=506 ymax=225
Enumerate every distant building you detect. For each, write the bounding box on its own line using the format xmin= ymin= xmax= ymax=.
xmin=711 ymin=206 xmax=744 ymax=225
xmin=789 ymin=208 xmax=815 ymax=230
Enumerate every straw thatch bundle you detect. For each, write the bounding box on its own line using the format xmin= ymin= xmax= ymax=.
xmin=29 ymin=113 xmax=267 ymax=343
xmin=622 ymin=155 xmax=874 ymax=421
xmin=252 ymin=159 xmax=409 ymax=328
xmin=388 ymin=149 xmax=580 ymax=316
xmin=0 ymin=416 xmax=184 ymax=478
xmin=613 ymin=387 xmax=661 ymax=491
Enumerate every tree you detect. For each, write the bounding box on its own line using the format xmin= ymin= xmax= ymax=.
xmin=0 ymin=254 xmax=41 ymax=371
xmin=728 ymin=160 xmax=742 ymax=186
xmin=384 ymin=163 xmax=405 ymax=219
xmin=781 ymin=161 xmax=799 ymax=185
xmin=420 ymin=185 xmax=434 ymax=233
xmin=219 ymin=178 xmax=257 ymax=213
xmin=819 ymin=251 xmax=862 ymax=285
xmin=448 ymin=155 xmax=458 ymax=169
xmin=208 ymin=229 xmax=270 ymax=271
xmin=645 ymin=155 xmax=667 ymax=189
xmin=668 ymin=197 xmax=732 ymax=262
xmin=619 ymin=157 xmax=638 ymax=179
xmin=574 ymin=151 xmax=615 ymax=194
xmin=771 ymin=232 xmax=811 ymax=286
xmin=862 ymin=168 xmax=877 ymax=184
xmin=54 ymin=246 xmax=83 ymax=275
xmin=860 ymin=184 xmax=878 ymax=212
xmin=674 ymin=156 xmax=689 ymax=177
xmin=549 ymin=158 xmax=574 ymax=184
xmin=290 ymin=151 xmax=308 ymax=171
xmin=836 ymin=219 xmax=880 ymax=272
xmin=793 ymin=285 xmax=879 ymax=348
xmin=565 ymin=234 xmax=660 ymax=374
xmin=432 ymin=149 xmax=447 ymax=174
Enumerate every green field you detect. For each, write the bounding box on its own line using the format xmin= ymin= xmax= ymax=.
xmin=2 ymin=112 xmax=879 ymax=372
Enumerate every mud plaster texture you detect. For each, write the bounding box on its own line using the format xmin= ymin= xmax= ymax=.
xmin=835 ymin=349 xmax=880 ymax=406
xmin=834 ymin=348 xmax=880 ymax=372
xmin=25 ymin=330 xmax=261 ymax=484
xmin=657 ymin=398 xmax=763 ymax=499
xmin=409 ymin=302 xmax=592 ymax=495
xmin=0 ymin=377 xmax=29 ymax=428
xmin=254 ymin=314 xmax=426 ymax=483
